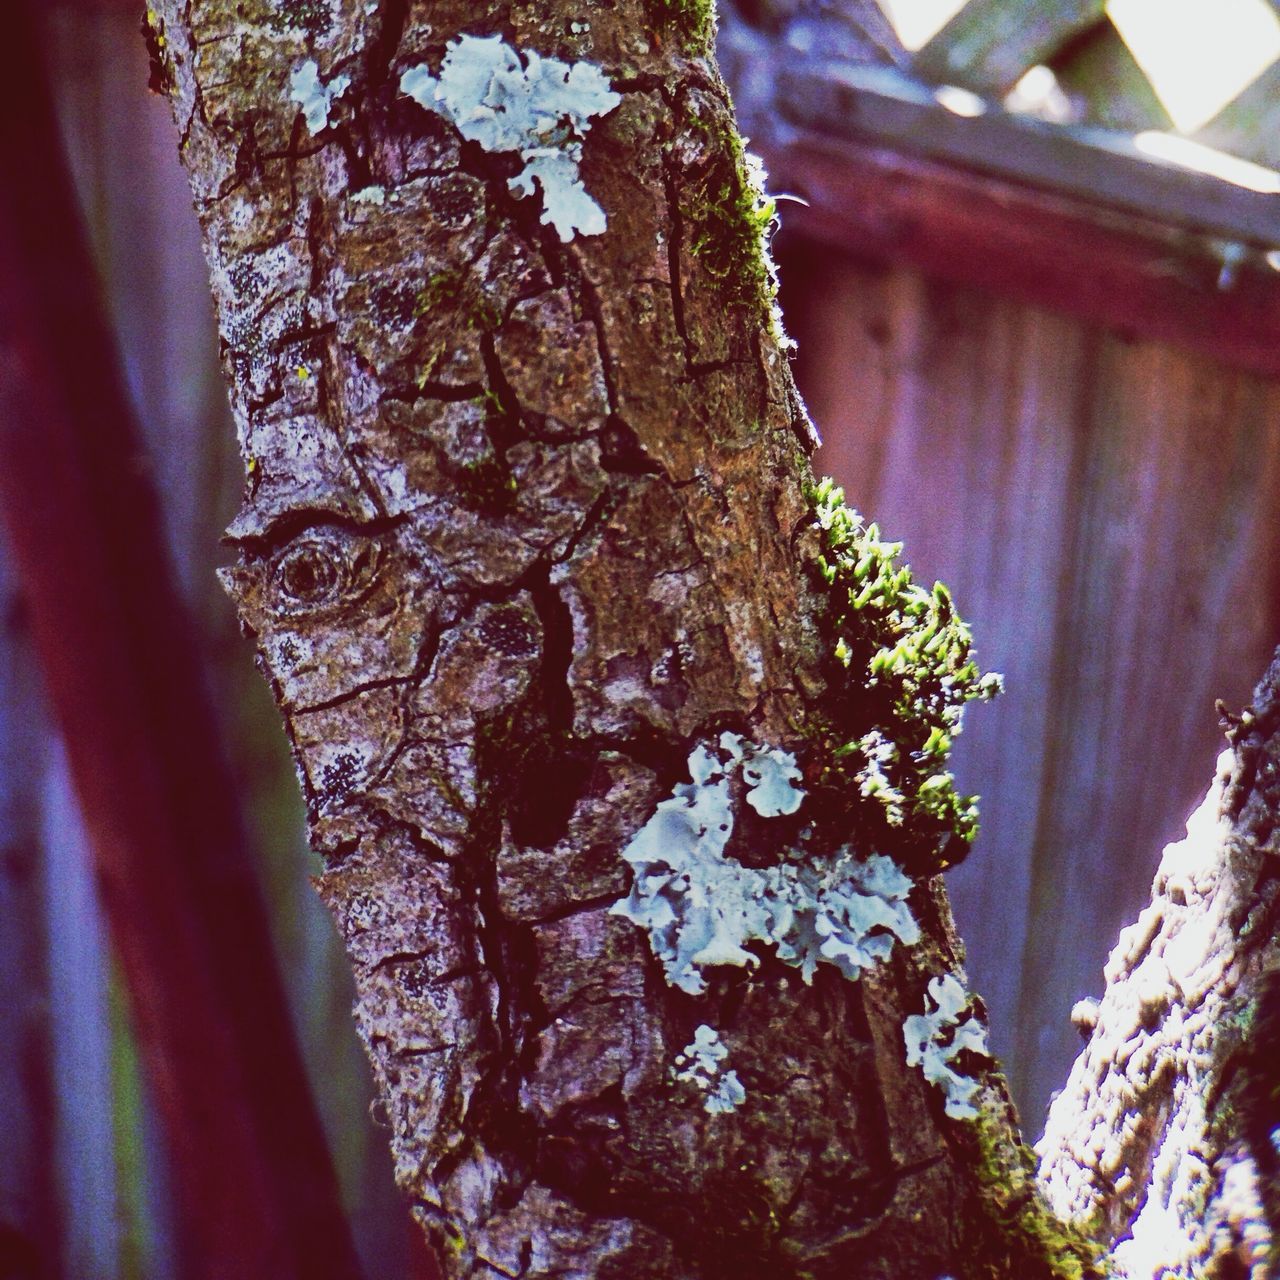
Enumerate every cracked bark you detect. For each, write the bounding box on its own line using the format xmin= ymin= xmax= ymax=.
xmin=148 ymin=1 xmax=1103 ymax=1276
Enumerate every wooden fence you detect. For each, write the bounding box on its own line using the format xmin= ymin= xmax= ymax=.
xmin=4 ymin=1 xmax=1280 ymax=1274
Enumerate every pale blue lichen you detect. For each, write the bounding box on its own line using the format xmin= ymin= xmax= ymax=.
xmin=611 ymin=734 xmax=919 ymax=994
xmin=903 ymin=972 xmax=988 ymax=1120
xmin=350 ymin=184 xmax=387 ymax=205
xmin=741 ymin=743 xmax=804 ymax=817
xmin=673 ymin=1024 xmax=746 ymax=1115
xmin=400 ymin=34 xmax=620 ymax=243
xmin=289 ymin=59 xmax=351 ymax=135
xmin=854 ymin=730 xmax=907 ymax=826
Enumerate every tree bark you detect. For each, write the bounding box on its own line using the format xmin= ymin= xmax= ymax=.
xmin=149 ymin=0 xmax=1106 ymax=1276
xmin=1037 ymin=649 xmax=1280 ymax=1277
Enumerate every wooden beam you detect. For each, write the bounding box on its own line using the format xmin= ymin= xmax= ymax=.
xmin=912 ymin=0 xmax=1106 ymax=96
xmin=765 ymin=132 xmax=1280 ymax=380
xmin=1051 ymin=20 xmax=1172 ymax=133
xmin=778 ymin=62 xmax=1280 ymax=248
xmin=1194 ymin=59 xmax=1280 ymax=170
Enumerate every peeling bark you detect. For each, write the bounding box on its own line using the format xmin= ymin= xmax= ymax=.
xmin=1038 ymin=649 xmax=1280 ymax=1278
xmin=148 ymin=0 xmax=1098 ymax=1276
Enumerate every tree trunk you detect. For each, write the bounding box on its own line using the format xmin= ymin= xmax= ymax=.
xmin=148 ymin=0 xmax=1114 ymax=1275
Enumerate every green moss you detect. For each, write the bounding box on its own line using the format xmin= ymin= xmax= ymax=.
xmin=954 ymin=1110 xmax=1107 ymax=1279
xmin=414 ymin=269 xmax=500 ymax=332
xmin=801 ymin=479 xmax=1002 ymax=876
xmin=674 ymin=106 xmax=788 ymax=346
xmin=645 ymin=0 xmax=717 ymax=55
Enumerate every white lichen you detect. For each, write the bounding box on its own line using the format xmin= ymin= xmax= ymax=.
xmin=902 ymin=972 xmax=988 ymax=1120
xmin=741 ymin=744 xmax=804 ymax=817
xmin=400 ymin=34 xmax=620 ymax=242
xmin=289 ymin=59 xmax=351 ymax=135
xmin=673 ymin=1025 xmax=746 ymax=1115
xmin=350 ymin=184 xmax=387 ymax=205
xmin=854 ymin=730 xmax=907 ymax=826
xmin=611 ymin=734 xmax=919 ymax=994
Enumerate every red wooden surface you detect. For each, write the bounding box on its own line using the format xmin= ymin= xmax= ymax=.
xmin=768 ymin=134 xmax=1280 ymax=382
xmin=782 ymin=244 xmax=1280 ymax=1125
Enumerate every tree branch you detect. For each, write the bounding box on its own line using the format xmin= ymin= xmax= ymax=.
xmin=1038 ymin=647 xmax=1280 ymax=1276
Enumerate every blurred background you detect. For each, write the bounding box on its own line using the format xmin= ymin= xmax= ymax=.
xmin=2 ymin=0 xmax=1278 ymax=1275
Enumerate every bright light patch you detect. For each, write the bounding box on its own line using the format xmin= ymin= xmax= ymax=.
xmin=1107 ymin=0 xmax=1280 ymax=133
xmin=934 ymin=84 xmax=986 ymax=118
xmin=874 ymin=0 xmax=967 ymax=52
xmin=1134 ymin=130 xmax=1280 ymax=192
xmin=1004 ymin=65 xmax=1076 ymax=125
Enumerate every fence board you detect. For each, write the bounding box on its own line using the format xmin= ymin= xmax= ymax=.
xmin=781 ymin=247 xmax=1280 ymax=1125
xmin=778 ymin=62 xmax=1280 ymax=247
xmin=0 ymin=551 xmax=62 ymax=1280
xmin=766 ymin=134 xmax=1280 ymax=381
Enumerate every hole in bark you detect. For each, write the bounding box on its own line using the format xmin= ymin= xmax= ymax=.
xmin=508 ymin=748 xmax=594 ymax=849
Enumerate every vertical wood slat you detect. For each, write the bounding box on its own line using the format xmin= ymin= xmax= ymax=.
xmin=912 ymin=0 xmax=1107 ymax=96
xmin=1012 ymin=340 xmax=1280 ymax=1122
xmin=782 ymin=246 xmax=1280 ymax=1126
xmin=41 ymin=745 xmax=120 ymax=1280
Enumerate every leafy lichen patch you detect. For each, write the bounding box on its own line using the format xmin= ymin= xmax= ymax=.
xmin=673 ymin=1024 xmax=746 ymax=1115
xmin=611 ymin=732 xmax=920 ymax=993
xmin=903 ymin=972 xmax=989 ymax=1121
xmin=400 ymin=34 xmax=621 ymax=242
xmin=289 ymin=58 xmax=350 ymax=134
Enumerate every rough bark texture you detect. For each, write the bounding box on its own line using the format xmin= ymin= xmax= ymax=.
xmin=148 ymin=1 xmax=1094 ymax=1276
xmin=1037 ymin=647 xmax=1280 ymax=1277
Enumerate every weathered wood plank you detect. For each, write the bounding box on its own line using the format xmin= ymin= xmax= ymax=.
xmin=41 ymin=744 xmax=122 ymax=1280
xmin=780 ymin=248 xmax=1280 ymax=1124
xmin=781 ymin=257 xmax=1093 ymax=1092
xmin=1194 ymin=59 xmax=1280 ymax=170
xmin=913 ymin=0 xmax=1107 ymax=96
xmin=765 ymin=134 xmax=1280 ymax=380
xmin=777 ymin=62 xmax=1280 ymax=247
xmin=1009 ymin=337 xmax=1280 ymax=1126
